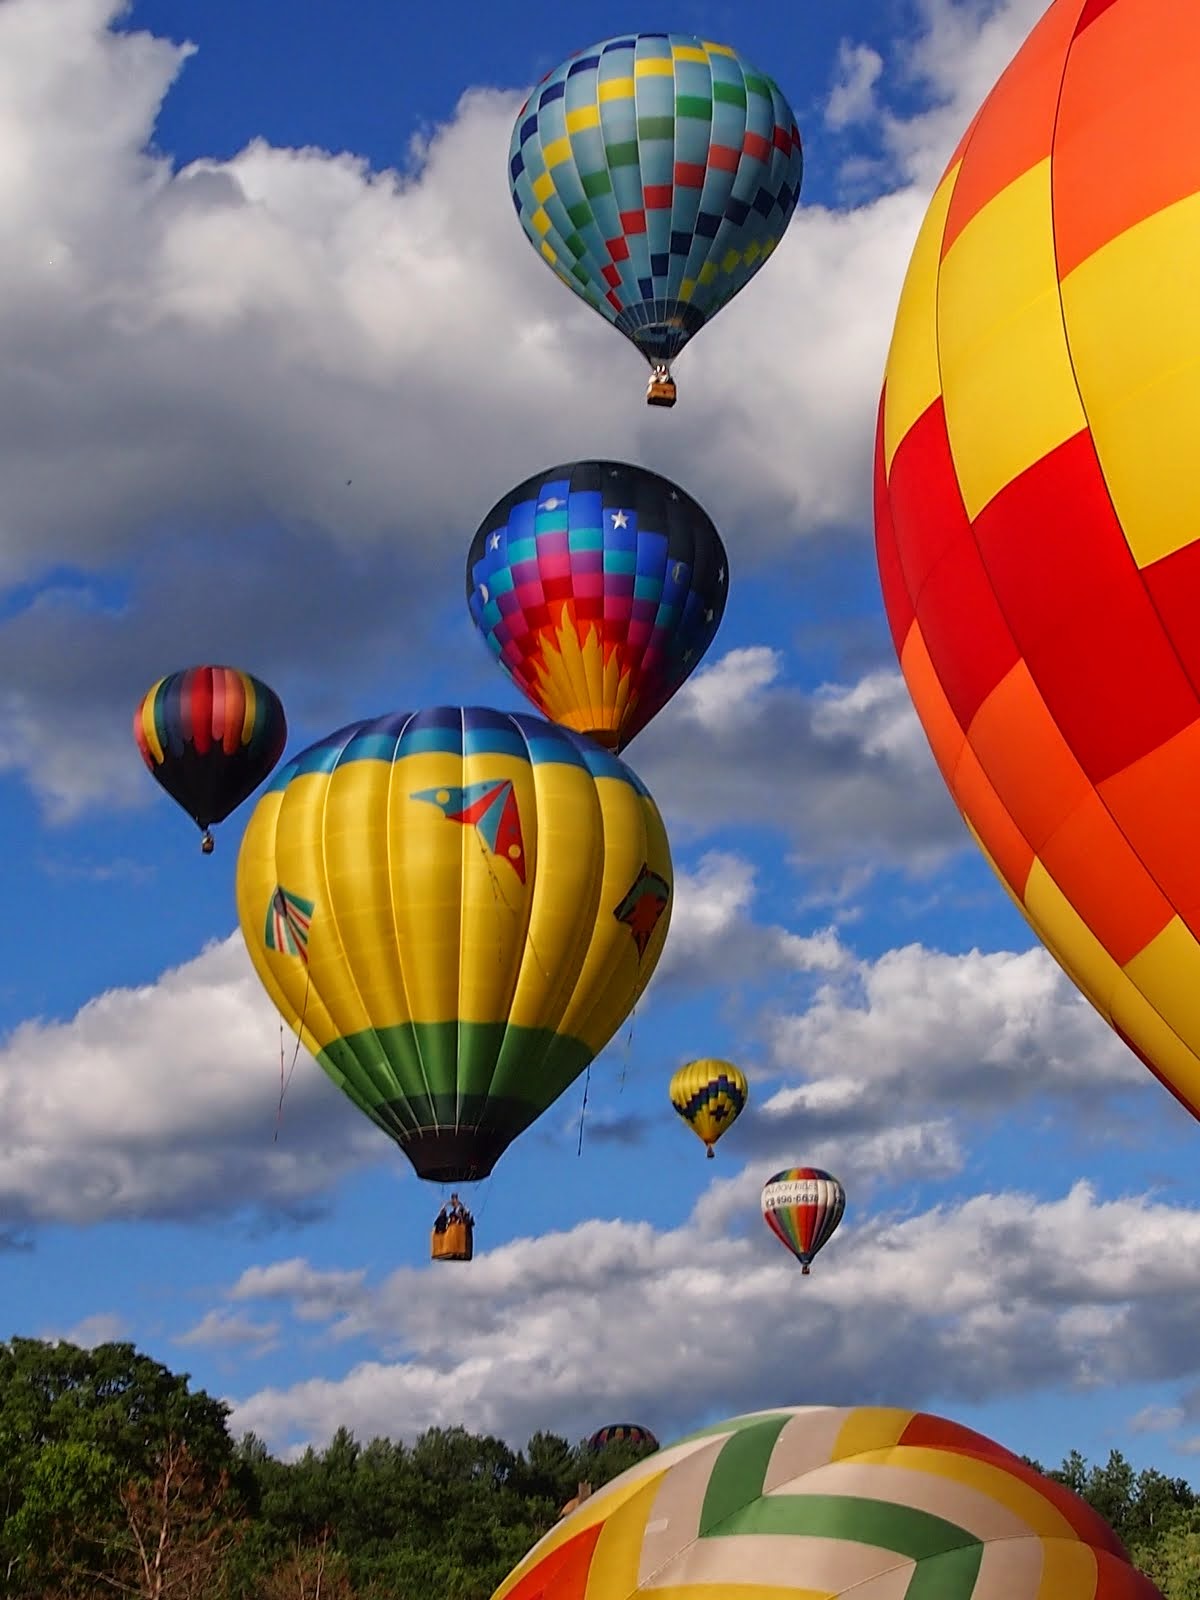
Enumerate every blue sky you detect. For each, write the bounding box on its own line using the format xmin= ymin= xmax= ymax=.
xmin=6 ymin=0 xmax=1200 ymax=1485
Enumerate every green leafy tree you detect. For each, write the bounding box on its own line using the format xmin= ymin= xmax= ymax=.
xmin=0 ymin=1340 xmax=246 ymax=1598
xmin=1132 ymin=1519 xmax=1200 ymax=1599
xmin=3 ymin=1439 xmax=119 ymax=1595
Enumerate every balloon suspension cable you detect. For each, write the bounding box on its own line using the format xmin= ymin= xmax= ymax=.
xmin=273 ymin=966 xmax=312 ymax=1142
xmin=474 ymin=1172 xmax=496 ymax=1225
xmin=618 ymin=1007 xmax=637 ymax=1095
xmin=576 ymin=1064 xmax=591 ymax=1157
xmin=477 ymin=831 xmax=521 ymax=916
xmin=475 ymin=831 xmax=553 ymax=982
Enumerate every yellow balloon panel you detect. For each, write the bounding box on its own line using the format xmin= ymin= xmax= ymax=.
xmin=551 ymin=774 xmax=672 ymax=1052
xmin=1062 ymin=191 xmax=1200 ymax=569
xmin=881 ymin=168 xmax=959 ymax=473
xmin=938 ymin=159 xmax=1085 ymax=521
xmin=498 ymin=758 xmax=597 ymax=1032
xmin=237 ymin=782 xmax=345 ymax=1062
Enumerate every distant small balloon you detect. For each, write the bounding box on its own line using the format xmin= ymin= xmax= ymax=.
xmin=508 ymin=34 xmax=803 ymax=406
xmin=668 ymin=1058 xmax=747 ymax=1157
xmin=133 ymin=665 xmax=286 ymax=853
xmin=587 ymin=1423 xmax=658 ymax=1453
xmin=761 ymin=1167 xmax=845 ymax=1275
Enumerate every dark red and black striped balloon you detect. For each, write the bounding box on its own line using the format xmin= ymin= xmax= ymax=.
xmin=588 ymin=1423 xmax=659 ymax=1453
xmin=134 ymin=665 xmax=286 ymax=845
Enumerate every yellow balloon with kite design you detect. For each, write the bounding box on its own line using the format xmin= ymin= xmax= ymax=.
xmin=235 ymin=707 xmax=673 ymax=1184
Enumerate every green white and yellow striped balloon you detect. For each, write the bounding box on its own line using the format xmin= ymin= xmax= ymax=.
xmin=492 ymin=1405 xmax=1163 ymax=1598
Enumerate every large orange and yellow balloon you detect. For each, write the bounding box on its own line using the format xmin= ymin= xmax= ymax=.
xmin=875 ymin=0 xmax=1200 ymax=1121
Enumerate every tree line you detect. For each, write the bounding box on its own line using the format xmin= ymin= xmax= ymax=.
xmin=2 ymin=1336 xmax=1199 ymax=1598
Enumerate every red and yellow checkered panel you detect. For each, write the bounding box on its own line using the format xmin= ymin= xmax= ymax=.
xmin=875 ymin=0 xmax=1200 ymax=1119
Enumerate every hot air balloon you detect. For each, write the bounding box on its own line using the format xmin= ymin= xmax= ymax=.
xmin=134 ymin=666 xmax=287 ymax=853
xmin=235 ymin=707 xmax=673 ymax=1185
xmin=467 ymin=461 xmax=728 ymax=751
xmin=587 ymin=1424 xmax=658 ymax=1453
xmin=761 ymin=1167 xmax=844 ymax=1275
xmin=508 ymin=34 xmax=803 ymax=407
xmin=668 ymin=1058 xmax=746 ymax=1157
xmin=875 ymin=0 xmax=1200 ymax=1127
xmin=493 ymin=1405 xmax=1165 ymax=1598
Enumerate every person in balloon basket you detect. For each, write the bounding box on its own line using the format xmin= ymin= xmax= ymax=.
xmin=434 ymin=1194 xmax=473 ymax=1232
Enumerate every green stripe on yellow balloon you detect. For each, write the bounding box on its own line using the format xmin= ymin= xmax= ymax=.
xmin=905 ymin=1543 xmax=988 ymax=1599
xmin=709 ymin=1493 xmax=983 ymax=1566
xmin=699 ymin=1413 xmax=790 ymax=1533
xmin=316 ymin=1023 xmax=592 ymax=1146
xmin=674 ymin=1410 xmax=798 ymax=1449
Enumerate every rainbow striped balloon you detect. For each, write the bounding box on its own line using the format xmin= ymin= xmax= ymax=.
xmin=492 ymin=1406 xmax=1164 ymax=1597
xmin=761 ymin=1167 xmax=845 ymax=1274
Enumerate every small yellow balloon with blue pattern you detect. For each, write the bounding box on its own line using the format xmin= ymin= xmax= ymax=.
xmin=668 ymin=1058 xmax=747 ymax=1158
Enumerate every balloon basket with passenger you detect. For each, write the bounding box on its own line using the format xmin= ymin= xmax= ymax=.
xmin=431 ymin=1219 xmax=473 ymax=1262
xmin=431 ymin=1194 xmax=475 ymax=1263
xmin=645 ymin=364 xmax=677 ymax=408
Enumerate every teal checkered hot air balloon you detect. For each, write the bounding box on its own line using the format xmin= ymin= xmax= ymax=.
xmin=508 ymin=33 xmax=803 ymax=408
